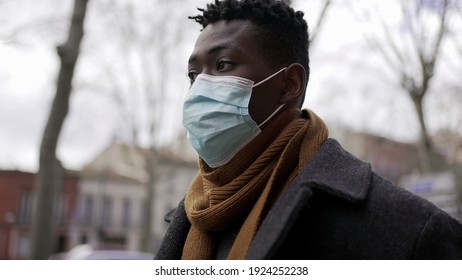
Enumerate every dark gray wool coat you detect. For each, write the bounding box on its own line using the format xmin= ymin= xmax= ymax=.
xmin=155 ymin=139 xmax=462 ymax=259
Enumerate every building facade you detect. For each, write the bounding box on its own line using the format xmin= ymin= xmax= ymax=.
xmin=0 ymin=170 xmax=78 ymax=259
xmin=330 ymin=126 xmax=420 ymax=185
xmin=75 ymin=140 xmax=197 ymax=253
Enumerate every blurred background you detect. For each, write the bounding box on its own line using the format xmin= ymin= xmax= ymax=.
xmin=0 ymin=0 xmax=461 ymax=259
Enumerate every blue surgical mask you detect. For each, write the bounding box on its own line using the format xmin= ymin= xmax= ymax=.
xmin=182 ymin=68 xmax=286 ymax=168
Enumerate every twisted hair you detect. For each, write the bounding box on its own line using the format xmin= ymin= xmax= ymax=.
xmin=190 ymin=0 xmax=310 ymax=99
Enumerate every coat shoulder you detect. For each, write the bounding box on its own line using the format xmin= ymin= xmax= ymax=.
xmin=277 ymin=171 xmax=462 ymax=259
xmin=274 ymin=139 xmax=462 ymax=259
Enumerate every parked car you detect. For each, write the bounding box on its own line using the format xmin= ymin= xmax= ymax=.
xmin=49 ymin=244 xmax=154 ymax=260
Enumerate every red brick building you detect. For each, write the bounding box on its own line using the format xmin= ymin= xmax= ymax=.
xmin=0 ymin=170 xmax=78 ymax=259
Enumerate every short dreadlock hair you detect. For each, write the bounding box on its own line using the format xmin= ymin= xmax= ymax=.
xmin=190 ymin=0 xmax=310 ymax=95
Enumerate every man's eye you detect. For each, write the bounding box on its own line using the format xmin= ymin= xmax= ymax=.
xmin=216 ymin=61 xmax=232 ymax=71
xmin=188 ymin=72 xmax=198 ymax=83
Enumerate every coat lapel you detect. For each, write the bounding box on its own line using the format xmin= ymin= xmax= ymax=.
xmin=246 ymin=139 xmax=372 ymax=259
xmin=156 ymin=139 xmax=373 ymax=259
xmin=299 ymin=138 xmax=372 ymax=202
xmin=154 ymin=200 xmax=191 ymax=260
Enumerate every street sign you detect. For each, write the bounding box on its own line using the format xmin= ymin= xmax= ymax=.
xmin=400 ymin=171 xmax=459 ymax=220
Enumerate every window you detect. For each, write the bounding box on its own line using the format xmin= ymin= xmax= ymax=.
xmin=122 ymin=198 xmax=131 ymax=228
xmin=101 ymin=197 xmax=112 ymax=227
xmin=17 ymin=232 xmax=30 ymax=259
xmin=17 ymin=191 xmax=33 ymax=225
xmin=140 ymin=201 xmax=147 ymax=228
xmin=81 ymin=195 xmax=94 ymax=226
xmin=54 ymin=194 xmax=68 ymax=226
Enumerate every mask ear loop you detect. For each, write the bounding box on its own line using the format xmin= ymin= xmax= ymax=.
xmin=258 ymin=104 xmax=285 ymax=128
xmin=252 ymin=67 xmax=287 ymax=127
xmin=252 ymin=67 xmax=287 ymax=88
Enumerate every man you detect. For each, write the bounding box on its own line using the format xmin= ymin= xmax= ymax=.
xmin=155 ymin=0 xmax=462 ymax=259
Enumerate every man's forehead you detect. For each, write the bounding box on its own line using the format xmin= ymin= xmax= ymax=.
xmin=189 ymin=20 xmax=258 ymax=62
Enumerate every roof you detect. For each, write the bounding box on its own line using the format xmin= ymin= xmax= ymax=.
xmin=81 ymin=133 xmax=198 ymax=183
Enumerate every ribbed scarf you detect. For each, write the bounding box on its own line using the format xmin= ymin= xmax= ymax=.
xmin=182 ymin=109 xmax=329 ymax=259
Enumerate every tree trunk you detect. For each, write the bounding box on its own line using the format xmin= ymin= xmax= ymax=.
xmin=360 ymin=0 xmax=451 ymax=175
xmin=140 ymin=149 xmax=155 ymax=252
xmin=30 ymin=0 xmax=89 ymax=260
xmin=309 ymin=0 xmax=332 ymax=45
xmin=411 ymin=94 xmax=433 ymax=173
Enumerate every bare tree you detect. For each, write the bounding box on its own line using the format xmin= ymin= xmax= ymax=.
xmin=309 ymin=0 xmax=332 ymax=45
xmin=283 ymin=0 xmax=333 ymax=46
xmin=449 ymin=4 xmax=462 ymax=78
xmin=359 ymin=0 xmax=458 ymax=173
xmin=91 ymin=0 xmax=191 ymax=252
xmin=139 ymin=1 xmax=190 ymax=253
xmin=30 ymin=0 xmax=89 ymax=260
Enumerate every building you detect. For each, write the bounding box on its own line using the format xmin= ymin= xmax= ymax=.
xmin=0 ymin=137 xmax=197 ymax=259
xmin=76 ymin=139 xmax=197 ymax=253
xmin=0 ymin=170 xmax=78 ymax=260
xmin=1 ymin=127 xmax=459 ymax=258
xmin=330 ymin=125 xmax=460 ymax=219
xmin=330 ymin=126 xmax=420 ymax=185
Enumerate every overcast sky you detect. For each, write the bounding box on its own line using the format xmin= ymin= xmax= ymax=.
xmin=0 ymin=0 xmax=461 ymax=172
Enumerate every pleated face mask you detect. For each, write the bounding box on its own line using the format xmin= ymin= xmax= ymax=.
xmin=182 ymin=68 xmax=286 ymax=168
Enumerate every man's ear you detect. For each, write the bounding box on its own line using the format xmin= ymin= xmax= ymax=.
xmin=280 ymin=63 xmax=306 ymax=104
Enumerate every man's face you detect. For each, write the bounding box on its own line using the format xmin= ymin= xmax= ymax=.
xmin=187 ymin=20 xmax=285 ymax=125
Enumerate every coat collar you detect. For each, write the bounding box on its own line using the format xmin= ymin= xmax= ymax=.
xmin=156 ymin=138 xmax=373 ymax=260
xmin=246 ymin=138 xmax=372 ymax=259
xmin=297 ymin=138 xmax=372 ymax=202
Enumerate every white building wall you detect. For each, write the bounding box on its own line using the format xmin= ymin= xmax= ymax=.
xmin=77 ymin=176 xmax=146 ymax=251
xmin=151 ymin=163 xmax=197 ymax=250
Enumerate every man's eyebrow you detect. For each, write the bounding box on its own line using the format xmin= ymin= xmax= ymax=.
xmin=188 ymin=43 xmax=242 ymax=64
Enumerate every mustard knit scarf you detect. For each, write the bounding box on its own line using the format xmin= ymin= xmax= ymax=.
xmin=182 ymin=108 xmax=329 ymax=259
